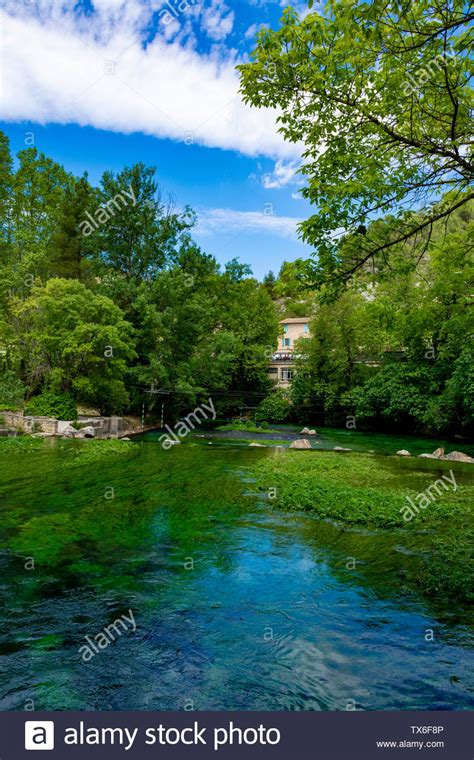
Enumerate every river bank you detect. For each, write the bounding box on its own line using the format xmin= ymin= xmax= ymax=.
xmin=250 ymin=449 xmax=473 ymax=604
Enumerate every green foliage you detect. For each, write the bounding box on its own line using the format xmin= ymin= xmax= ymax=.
xmin=256 ymin=389 xmax=290 ymax=422
xmin=24 ymin=392 xmax=77 ymax=420
xmin=49 ymin=175 xmax=99 ymax=281
xmin=8 ymin=146 xmax=72 ymax=287
xmin=350 ymin=365 xmax=432 ymax=428
xmin=0 ymin=132 xmax=279 ymax=420
xmin=216 ymin=420 xmax=271 ymax=433
xmin=287 ymin=201 xmax=474 ymax=434
xmin=6 ymin=278 xmax=136 ymax=415
xmin=238 ymin=1 xmax=473 ymax=281
xmin=252 ymin=450 xmax=474 ymax=601
xmin=0 ymin=126 xmax=470 ymax=434
xmin=97 ymin=163 xmax=195 ymax=282
xmin=0 ymin=370 xmax=25 ymax=410
xmin=0 ymin=436 xmax=45 ymax=452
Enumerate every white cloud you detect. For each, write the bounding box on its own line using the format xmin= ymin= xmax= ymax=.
xmin=195 ymin=207 xmax=304 ymax=239
xmin=244 ymin=22 xmax=266 ymax=40
xmin=0 ymin=2 xmax=301 ymax=159
xmin=261 ymin=159 xmax=301 ymax=189
xmin=201 ymin=0 xmax=234 ymax=41
xmin=279 ymin=0 xmax=320 ymax=16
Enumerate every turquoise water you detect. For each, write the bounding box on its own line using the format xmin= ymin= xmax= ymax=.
xmin=0 ymin=437 xmax=472 ymax=711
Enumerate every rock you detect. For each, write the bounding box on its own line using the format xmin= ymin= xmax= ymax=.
xmin=333 ymin=446 xmax=352 ymax=452
xmin=61 ymin=424 xmax=77 ymax=438
xmin=300 ymin=427 xmax=310 ymax=434
xmin=249 ymin=442 xmax=264 ymax=447
xmin=75 ymin=426 xmax=96 ymax=439
xmin=431 ymin=447 xmax=445 ymax=459
xmin=121 ymin=436 xmax=131 ymax=441
xmin=396 ymin=449 xmax=411 ymax=457
xmin=418 ymin=453 xmax=438 ymax=459
xmin=445 ymin=451 xmax=474 ymax=463
xmin=290 ymin=439 xmax=312 ymax=449
xmin=308 ymin=429 xmax=317 ymax=435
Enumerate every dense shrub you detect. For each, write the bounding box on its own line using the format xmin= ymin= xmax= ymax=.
xmin=256 ymin=389 xmax=290 ymax=423
xmin=24 ymin=392 xmax=77 ymax=420
xmin=0 ymin=371 xmax=25 ymax=410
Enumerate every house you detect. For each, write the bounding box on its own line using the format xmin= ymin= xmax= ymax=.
xmin=267 ymin=317 xmax=311 ymax=387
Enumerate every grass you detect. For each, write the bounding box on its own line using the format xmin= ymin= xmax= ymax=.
xmin=251 ymin=449 xmax=474 ymax=602
xmin=0 ymin=436 xmax=133 ymax=462
xmin=0 ymin=436 xmax=45 ymax=452
xmin=215 ymin=420 xmax=276 ymax=433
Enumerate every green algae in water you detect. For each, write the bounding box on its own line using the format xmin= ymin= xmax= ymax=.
xmin=0 ymin=436 xmax=473 ymax=711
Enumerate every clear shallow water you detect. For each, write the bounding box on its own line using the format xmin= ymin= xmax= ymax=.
xmin=0 ymin=439 xmax=472 ymax=711
xmin=174 ymin=423 xmax=474 ymax=458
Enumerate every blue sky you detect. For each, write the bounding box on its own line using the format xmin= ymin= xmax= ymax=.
xmin=0 ymin=0 xmax=315 ymax=279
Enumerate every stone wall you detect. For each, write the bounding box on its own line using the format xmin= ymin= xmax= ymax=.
xmin=0 ymin=411 xmax=58 ymax=434
xmin=0 ymin=411 xmax=127 ymax=437
xmin=76 ymin=416 xmax=125 ymax=437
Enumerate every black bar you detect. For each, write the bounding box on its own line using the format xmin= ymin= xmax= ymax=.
xmin=1 ymin=711 xmax=472 ymax=759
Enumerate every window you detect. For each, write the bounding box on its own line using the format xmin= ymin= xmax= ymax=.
xmin=268 ymin=367 xmax=278 ymax=374
xmin=283 ymin=338 xmax=291 ymax=347
xmin=304 ymin=323 xmax=309 ymax=333
xmin=281 ymin=368 xmax=293 ymax=381
xmin=283 ymin=324 xmax=289 ymax=334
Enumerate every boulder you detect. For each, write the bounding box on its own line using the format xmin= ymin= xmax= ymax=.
xmin=431 ymin=447 xmax=445 ymax=459
xmin=396 ymin=449 xmax=411 ymax=457
xmin=418 ymin=453 xmax=438 ymax=459
xmin=61 ymin=424 xmax=77 ymax=438
xmin=333 ymin=446 xmax=352 ymax=452
xmin=445 ymin=451 xmax=474 ymax=463
xmin=290 ymin=439 xmax=312 ymax=449
xmin=75 ymin=426 xmax=96 ymax=439
xmin=120 ymin=436 xmax=131 ymax=441
xmin=300 ymin=427 xmax=310 ymax=434
xmin=249 ymin=442 xmax=264 ymax=447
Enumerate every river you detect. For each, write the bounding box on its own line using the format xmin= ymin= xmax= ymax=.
xmin=0 ymin=432 xmax=472 ymax=710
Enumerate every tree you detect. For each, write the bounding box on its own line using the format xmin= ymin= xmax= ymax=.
xmin=6 ymin=279 xmax=136 ymax=414
xmin=239 ymin=1 xmax=473 ymax=282
xmin=262 ymin=270 xmax=276 ymax=297
xmin=97 ymin=163 xmax=195 ymax=283
xmin=291 ymin=199 xmax=474 ymax=433
xmin=9 ymin=146 xmax=71 ymax=285
xmin=0 ymin=370 xmax=25 ymax=411
xmin=49 ymin=175 xmax=99 ymax=281
xmin=256 ymin=389 xmax=290 ymax=423
xmin=129 ymin=254 xmax=279 ymax=419
xmin=291 ymin=289 xmax=384 ymax=424
xmin=0 ymin=132 xmax=14 ymax=311
xmin=224 ymin=258 xmax=253 ymax=282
